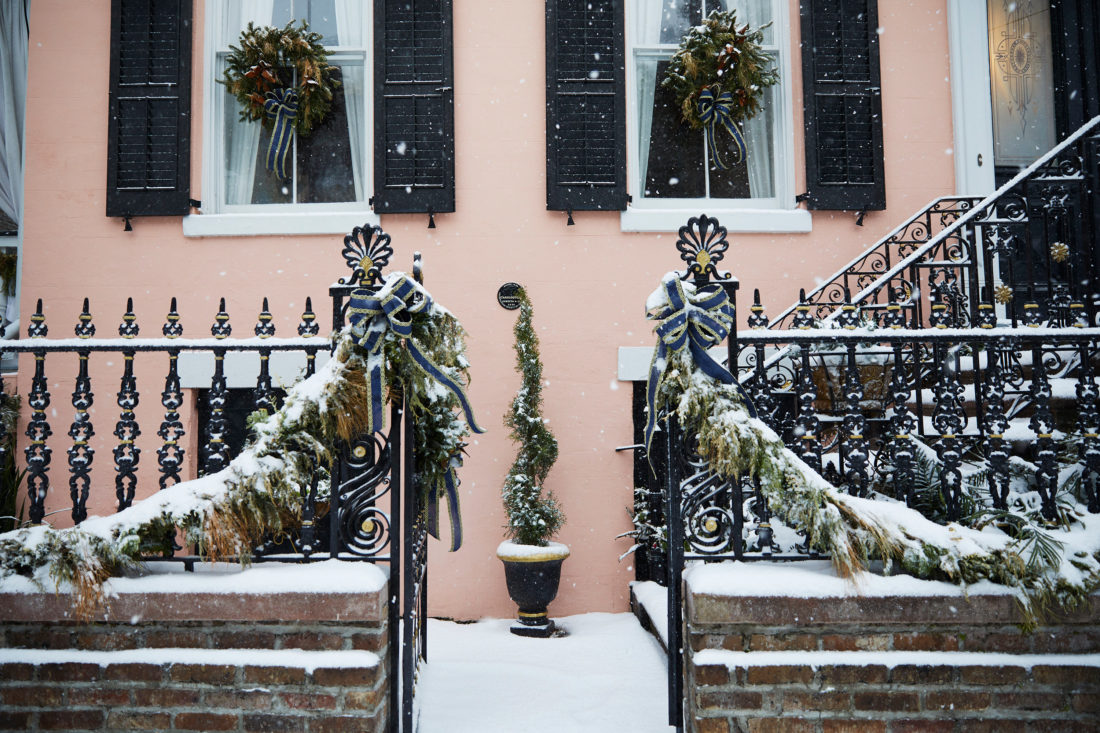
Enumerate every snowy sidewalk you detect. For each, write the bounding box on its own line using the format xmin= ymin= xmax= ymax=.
xmin=416 ymin=613 xmax=675 ymax=732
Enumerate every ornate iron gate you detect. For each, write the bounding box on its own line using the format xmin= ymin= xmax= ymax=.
xmin=328 ymin=235 xmax=429 ymax=733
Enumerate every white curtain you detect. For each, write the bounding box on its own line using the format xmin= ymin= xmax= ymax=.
xmin=0 ymin=0 xmax=28 ymax=226
xmin=728 ymin=0 xmax=774 ymax=197
xmin=631 ymin=0 xmax=665 ymax=191
xmin=223 ymin=0 xmax=275 ymax=205
xmin=334 ymin=0 xmax=365 ymax=201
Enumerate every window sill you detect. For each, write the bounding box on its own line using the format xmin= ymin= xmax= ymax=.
xmin=619 ymin=207 xmax=812 ymax=233
xmin=183 ymin=211 xmax=380 ymax=238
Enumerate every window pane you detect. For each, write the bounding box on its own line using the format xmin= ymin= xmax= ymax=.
xmin=224 ymin=67 xmax=360 ymax=205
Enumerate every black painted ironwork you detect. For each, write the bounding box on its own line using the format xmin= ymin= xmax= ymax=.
xmin=24 ymin=351 xmax=50 ymax=524
xmin=653 ymin=205 xmax=1100 ymax=729
xmin=157 ymin=350 xmax=185 ymax=490
xmin=67 ymin=350 xmax=94 ymax=523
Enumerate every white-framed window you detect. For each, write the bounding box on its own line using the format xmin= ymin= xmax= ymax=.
xmin=189 ymin=0 xmax=375 ymax=236
xmin=623 ymin=0 xmax=808 ymax=232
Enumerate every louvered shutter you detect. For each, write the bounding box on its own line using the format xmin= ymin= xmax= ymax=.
xmin=800 ymin=0 xmax=885 ymax=211
xmin=105 ymin=0 xmax=192 ymax=218
xmin=373 ymin=0 xmax=454 ymax=214
xmin=546 ymin=0 xmax=626 ymax=212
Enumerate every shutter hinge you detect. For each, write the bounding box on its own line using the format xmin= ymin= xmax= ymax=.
xmin=626 ymin=194 xmax=633 ymax=204
xmin=795 ymin=192 xmax=809 ymax=205
xmin=368 ymin=196 xmax=375 ymax=209
xmin=188 ymin=198 xmax=202 ymax=211
xmin=855 ymin=209 xmax=867 ymax=227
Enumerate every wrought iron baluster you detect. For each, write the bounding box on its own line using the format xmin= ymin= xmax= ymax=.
xmin=931 ymin=343 xmax=966 ymax=520
xmin=1076 ymin=341 xmax=1100 ymax=513
xmin=299 ymin=297 xmax=320 ymax=378
xmin=204 ymin=349 xmax=230 ymax=475
xmin=114 ymin=299 xmax=141 ymax=510
xmin=840 ymin=344 xmax=869 ymax=496
xmin=887 ymin=342 xmax=916 ymax=505
xmin=114 ymin=352 xmax=140 ymax=511
xmin=204 ymin=299 xmax=232 ymax=474
xmin=25 ymin=350 xmax=51 ymax=524
xmin=157 ymin=353 xmax=185 ymax=489
xmin=1028 ymin=344 xmax=1059 ymax=521
xmin=794 ymin=346 xmax=822 ymax=473
xmin=254 ymin=298 xmax=275 ymax=416
xmin=982 ymin=341 xmax=1011 ymax=510
xmin=65 ymin=299 xmax=97 ymax=523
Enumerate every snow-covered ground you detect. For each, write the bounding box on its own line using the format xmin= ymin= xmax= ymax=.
xmin=416 ymin=613 xmax=675 ymax=733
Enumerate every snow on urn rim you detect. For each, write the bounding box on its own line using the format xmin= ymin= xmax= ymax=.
xmin=496 ymin=540 xmax=571 ymax=563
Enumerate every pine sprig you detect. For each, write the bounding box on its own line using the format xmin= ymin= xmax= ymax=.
xmin=661 ymin=9 xmax=780 ymax=130
xmin=501 ymin=289 xmax=564 ymax=546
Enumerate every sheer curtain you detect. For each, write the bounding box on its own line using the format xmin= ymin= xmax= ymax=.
xmin=0 ymin=0 xmax=28 ymax=226
xmin=224 ymin=0 xmax=274 ymax=205
xmin=729 ymin=0 xmax=774 ymax=198
xmin=334 ymin=0 xmax=365 ymax=201
xmin=631 ymin=0 xmax=664 ymax=186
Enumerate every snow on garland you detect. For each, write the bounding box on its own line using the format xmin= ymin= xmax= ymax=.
xmin=0 ymin=273 xmax=481 ymax=619
xmin=647 ymin=273 xmax=1100 ymax=625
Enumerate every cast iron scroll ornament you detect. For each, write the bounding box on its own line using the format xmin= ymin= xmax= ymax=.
xmin=341 ymin=224 xmax=393 ymax=287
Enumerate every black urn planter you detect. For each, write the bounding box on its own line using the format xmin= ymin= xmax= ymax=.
xmin=497 ymin=541 xmax=570 ymax=638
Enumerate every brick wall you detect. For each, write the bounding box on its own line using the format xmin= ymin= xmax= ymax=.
xmin=0 ymin=658 xmax=386 ymax=732
xmin=685 ymin=591 xmax=1100 ymax=732
xmin=0 ymin=583 xmax=391 ymax=732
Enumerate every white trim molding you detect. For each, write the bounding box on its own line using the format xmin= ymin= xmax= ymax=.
xmin=183 ymin=211 xmax=380 ymax=237
xmin=620 ymin=207 xmax=811 ymax=233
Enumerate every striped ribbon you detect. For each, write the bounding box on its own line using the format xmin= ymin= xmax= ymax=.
xmin=697 ymin=88 xmax=746 ymax=171
xmin=263 ymin=88 xmax=298 ymax=180
xmin=645 ymin=276 xmax=757 ymax=458
xmin=348 ymin=275 xmax=485 ymax=551
xmin=427 ymin=450 xmax=465 ymax=551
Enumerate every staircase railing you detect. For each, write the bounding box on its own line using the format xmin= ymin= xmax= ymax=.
xmin=769 ymin=115 xmax=1100 ymax=334
xmin=766 ymin=196 xmax=981 ymax=330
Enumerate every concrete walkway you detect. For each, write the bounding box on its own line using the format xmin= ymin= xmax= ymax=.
xmin=416 ymin=613 xmax=675 ymax=732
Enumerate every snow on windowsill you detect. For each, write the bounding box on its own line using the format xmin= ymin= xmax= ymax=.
xmin=0 ymin=559 xmax=388 ymax=596
xmin=183 ymin=210 xmax=380 ymax=237
xmin=620 ymin=207 xmax=812 ymax=233
xmin=0 ymin=647 xmax=380 ymax=670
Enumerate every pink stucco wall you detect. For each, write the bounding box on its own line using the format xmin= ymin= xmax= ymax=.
xmin=18 ymin=0 xmax=954 ymax=619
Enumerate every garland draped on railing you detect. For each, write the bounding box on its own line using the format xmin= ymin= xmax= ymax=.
xmin=646 ymin=272 xmax=1100 ymax=624
xmin=0 ymin=272 xmax=484 ymax=614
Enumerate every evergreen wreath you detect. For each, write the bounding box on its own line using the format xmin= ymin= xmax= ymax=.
xmin=501 ymin=289 xmax=564 ymax=547
xmin=661 ymin=9 xmax=779 ymax=167
xmin=220 ymin=21 xmax=339 ymax=136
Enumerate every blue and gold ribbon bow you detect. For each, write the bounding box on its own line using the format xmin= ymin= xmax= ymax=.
xmin=263 ymin=88 xmax=298 ymax=180
xmin=427 ymin=449 xmax=466 ymax=551
xmin=697 ymin=88 xmax=746 ymax=171
xmin=348 ymin=275 xmax=485 ymax=551
xmin=348 ymin=275 xmax=485 ymax=437
xmin=645 ymin=277 xmax=756 ymax=458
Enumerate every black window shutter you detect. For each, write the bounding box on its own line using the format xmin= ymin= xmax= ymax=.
xmin=546 ymin=0 xmax=626 ymax=212
xmin=800 ymin=0 xmax=885 ymax=211
xmin=373 ymin=0 xmax=455 ymax=214
xmin=106 ymin=0 xmax=192 ymax=218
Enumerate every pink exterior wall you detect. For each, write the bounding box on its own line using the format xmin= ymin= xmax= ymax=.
xmin=18 ymin=0 xmax=954 ymax=619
